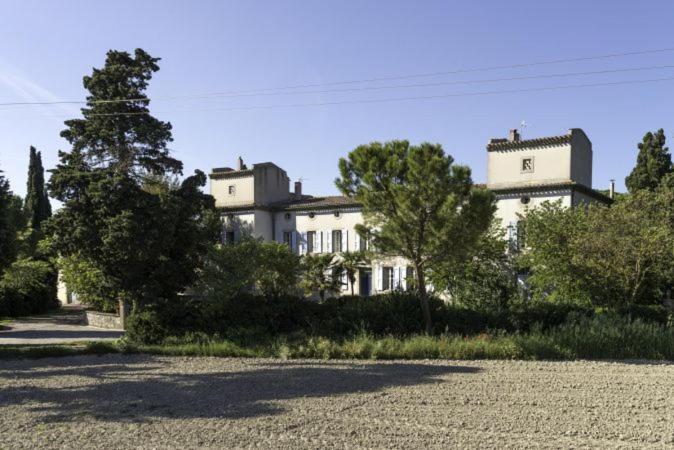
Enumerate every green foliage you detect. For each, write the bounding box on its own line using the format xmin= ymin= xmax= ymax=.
xmin=58 ymin=256 xmax=117 ymax=312
xmin=59 ymin=49 xmax=180 ymax=177
xmin=115 ymin=315 xmax=674 ymax=361
xmin=336 ymin=140 xmax=495 ymax=332
xmin=124 ymin=289 xmax=673 ymax=346
xmin=337 ymin=251 xmax=370 ymax=295
xmin=625 ymin=129 xmax=672 ymax=193
xmin=521 ymin=191 xmax=674 ymax=307
xmin=197 ymin=238 xmax=300 ymax=299
xmin=124 ymin=310 xmax=170 ymax=345
xmin=0 ymin=172 xmax=21 ymax=273
xmin=24 ymin=146 xmax=51 ymax=230
xmin=299 ymin=253 xmax=341 ymax=300
xmin=434 ymin=222 xmax=517 ymax=311
xmin=47 ymin=49 xmax=219 ymax=310
xmin=0 ymin=258 xmax=57 ymax=317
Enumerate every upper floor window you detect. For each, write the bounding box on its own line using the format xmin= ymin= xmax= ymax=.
xmin=521 ymin=157 xmax=534 ymax=173
xmin=228 ymin=185 xmax=236 ymax=195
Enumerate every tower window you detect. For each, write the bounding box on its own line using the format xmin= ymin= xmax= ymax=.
xmin=521 ymin=157 xmax=534 ymax=173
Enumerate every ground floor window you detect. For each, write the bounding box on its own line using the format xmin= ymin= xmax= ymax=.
xmin=283 ymin=231 xmax=292 ymax=249
xmin=307 ymin=231 xmax=315 ymax=253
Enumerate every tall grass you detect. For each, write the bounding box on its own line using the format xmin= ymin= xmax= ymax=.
xmin=2 ymin=316 xmax=673 ymax=361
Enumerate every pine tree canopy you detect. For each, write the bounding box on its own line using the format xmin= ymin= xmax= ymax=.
xmin=59 ymin=48 xmax=180 ymax=179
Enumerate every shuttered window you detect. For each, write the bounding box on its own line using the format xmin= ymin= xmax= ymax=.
xmin=332 ymin=230 xmax=342 ymax=253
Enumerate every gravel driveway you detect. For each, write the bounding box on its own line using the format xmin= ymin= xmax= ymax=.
xmin=0 ymin=308 xmax=123 ymax=345
xmin=1 ymin=355 xmax=673 ymax=449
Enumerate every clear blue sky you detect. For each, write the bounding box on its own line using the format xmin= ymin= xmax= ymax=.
xmin=1 ymin=0 xmax=674 ymax=199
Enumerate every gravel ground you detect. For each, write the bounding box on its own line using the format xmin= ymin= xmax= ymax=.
xmin=1 ymin=356 xmax=674 ymax=449
xmin=0 ymin=308 xmax=123 ymax=345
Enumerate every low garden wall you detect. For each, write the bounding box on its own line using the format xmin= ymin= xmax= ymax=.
xmin=84 ymin=310 xmax=123 ymax=330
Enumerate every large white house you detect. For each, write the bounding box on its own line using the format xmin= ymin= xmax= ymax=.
xmin=210 ymin=128 xmax=612 ymax=297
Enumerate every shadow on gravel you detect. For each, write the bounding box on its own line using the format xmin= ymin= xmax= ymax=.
xmin=0 ymin=329 xmax=123 ymax=340
xmin=0 ymin=357 xmax=481 ymax=422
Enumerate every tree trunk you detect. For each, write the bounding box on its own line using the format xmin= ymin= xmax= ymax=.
xmin=414 ymin=263 xmax=433 ymax=334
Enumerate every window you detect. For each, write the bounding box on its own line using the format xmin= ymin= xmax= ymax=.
xmin=382 ymin=266 xmax=393 ymax=291
xmin=283 ymin=231 xmax=292 ymax=249
xmin=359 ymin=235 xmax=368 ymax=252
xmin=405 ymin=266 xmax=414 ymax=286
xmin=284 ymin=212 xmax=291 ymax=220
xmin=224 ymin=231 xmax=235 ymax=244
xmin=228 ymin=185 xmax=236 ymax=195
xmin=521 ymin=157 xmax=534 ymax=173
xmin=306 ymin=231 xmax=315 ymax=253
xmin=332 ymin=230 xmax=342 ymax=253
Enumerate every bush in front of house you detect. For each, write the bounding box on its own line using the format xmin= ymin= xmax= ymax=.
xmin=124 ymin=290 xmax=674 ymax=345
xmin=0 ymin=257 xmax=58 ymax=317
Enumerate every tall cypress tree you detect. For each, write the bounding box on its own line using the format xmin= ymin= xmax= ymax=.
xmin=625 ymin=129 xmax=672 ymax=193
xmin=24 ymin=146 xmax=51 ymax=229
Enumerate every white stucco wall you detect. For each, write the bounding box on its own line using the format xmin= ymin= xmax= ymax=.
xmin=494 ymin=192 xmax=572 ymax=229
xmin=211 ymin=175 xmax=255 ymax=208
xmin=487 ymin=144 xmax=572 ymax=189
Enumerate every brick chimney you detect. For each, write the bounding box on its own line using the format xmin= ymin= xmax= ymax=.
xmin=294 ymin=181 xmax=302 ymax=196
xmin=508 ymin=129 xmax=520 ymax=142
xmin=237 ymin=156 xmax=244 ymax=171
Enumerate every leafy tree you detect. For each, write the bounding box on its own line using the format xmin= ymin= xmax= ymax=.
xmin=522 ymin=193 xmax=674 ymax=307
xmin=337 ymin=251 xmax=370 ymax=295
xmin=518 ymin=201 xmax=590 ymax=304
xmin=433 ymin=222 xmax=517 ymax=311
xmin=24 ymin=146 xmax=51 ymax=230
xmin=0 ymin=171 xmax=23 ymax=274
xmin=48 ymin=49 xmax=218 ymax=311
xmin=256 ymin=241 xmax=300 ymax=297
xmin=58 ymin=255 xmax=117 ymax=312
xmin=300 ymin=253 xmax=341 ymax=301
xmin=336 ymin=140 xmax=495 ymax=332
xmin=197 ymin=238 xmax=300 ymax=300
xmin=196 ymin=240 xmax=260 ymax=300
xmin=625 ymin=129 xmax=672 ymax=193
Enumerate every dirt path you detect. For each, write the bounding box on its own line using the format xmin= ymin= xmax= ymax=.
xmin=1 ymin=355 xmax=673 ymax=449
xmin=0 ymin=307 xmax=123 ymax=345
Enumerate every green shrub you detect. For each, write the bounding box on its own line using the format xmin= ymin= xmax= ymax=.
xmin=0 ymin=258 xmax=57 ymax=317
xmin=125 ymin=310 xmax=170 ymax=345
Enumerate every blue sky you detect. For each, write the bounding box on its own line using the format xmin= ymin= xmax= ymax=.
xmin=1 ymin=0 xmax=674 ymax=199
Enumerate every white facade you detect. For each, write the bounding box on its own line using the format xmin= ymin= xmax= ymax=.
xmin=487 ymin=128 xmax=610 ymax=236
xmin=211 ymin=130 xmax=610 ymax=297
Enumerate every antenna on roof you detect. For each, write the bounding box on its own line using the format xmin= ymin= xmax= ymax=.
xmin=519 ymin=120 xmax=528 ymax=138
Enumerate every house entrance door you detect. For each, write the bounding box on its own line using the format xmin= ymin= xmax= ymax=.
xmin=359 ymin=269 xmax=372 ymax=296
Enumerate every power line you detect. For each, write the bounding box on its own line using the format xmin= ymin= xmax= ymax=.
xmin=71 ymin=75 xmax=674 ymax=116
xmin=1 ymin=47 xmax=674 ymax=107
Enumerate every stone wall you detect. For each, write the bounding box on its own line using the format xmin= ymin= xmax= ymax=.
xmin=84 ymin=311 xmax=123 ymax=330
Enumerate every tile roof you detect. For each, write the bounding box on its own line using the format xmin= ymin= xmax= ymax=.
xmin=277 ymin=195 xmax=361 ymax=211
xmin=490 ymin=181 xmax=612 ymax=204
xmin=487 ymin=133 xmax=571 ymax=151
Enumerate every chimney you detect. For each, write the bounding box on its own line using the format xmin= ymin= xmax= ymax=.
xmin=609 ymin=179 xmax=615 ymax=199
xmin=294 ymin=180 xmax=302 ymax=196
xmin=508 ymin=129 xmax=520 ymax=142
xmin=237 ymin=156 xmax=244 ymax=171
